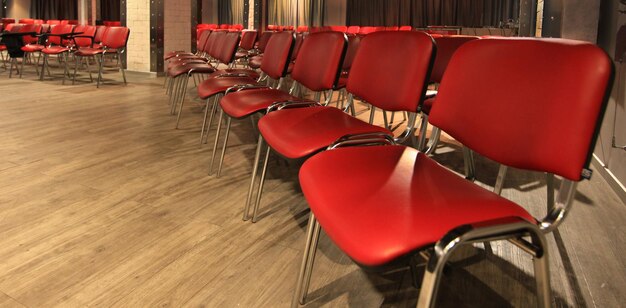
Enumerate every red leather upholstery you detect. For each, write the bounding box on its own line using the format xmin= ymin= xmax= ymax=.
xmin=346 ymin=26 xmax=360 ymax=34
xmin=296 ymin=26 xmax=308 ymax=33
xmin=421 ymin=97 xmax=435 ymax=114
xmin=239 ymin=30 xmax=258 ymax=50
xmin=21 ymin=44 xmax=45 ymax=52
xmin=430 ymin=38 xmax=612 ymax=181
xmin=47 ymin=24 xmax=74 ymax=46
xmin=74 ymin=47 xmax=105 ymax=56
xmin=259 ymin=106 xmax=391 ymax=159
xmin=220 ymin=89 xmax=301 ymax=119
xmin=430 ymin=35 xmax=479 ymax=83
xmin=291 ymin=31 xmax=347 ymax=91
xmin=330 ymin=26 xmax=348 ymax=32
xmin=94 ymin=26 xmax=108 ymax=45
xmin=399 ymin=26 xmax=412 ymax=31
xmin=347 ymin=31 xmax=434 ymax=112
xmin=255 ymin=31 xmax=273 ymax=53
xmin=19 ymin=18 xmax=34 ymax=24
xmin=101 ymin=27 xmax=130 ymax=50
xmin=290 ymin=33 xmax=305 ymax=62
xmin=19 ymin=24 xmax=41 ymax=45
xmin=169 ymin=63 xmax=215 ymax=78
xmin=300 ymin=146 xmax=536 ymax=266
xmin=197 ymin=76 xmax=257 ymax=99
xmin=73 ymin=25 xmax=98 ymax=48
xmin=342 ymin=35 xmax=361 ymax=72
xmin=259 ymin=31 xmax=294 ymax=79
xmin=42 ymin=46 xmax=70 ymax=54
xmin=218 ymin=32 xmax=243 ymax=64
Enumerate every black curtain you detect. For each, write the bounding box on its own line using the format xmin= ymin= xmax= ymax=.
xmin=102 ymin=0 xmax=121 ymax=21
xmin=218 ymin=0 xmax=233 ymax=24
xmin=347 ymin=0 xmax=519 ymax=27
xmin=30 ymin=0 xmax=78 ymax=20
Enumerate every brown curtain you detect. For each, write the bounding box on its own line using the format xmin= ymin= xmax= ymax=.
xmin=218 ymin=0 xmax=233 ymax=24
xmin=268 ymin=0 xmax=322 ymax=27
xmin=30 ymin=0 xmax=78 ymax=20
xmin=347 ymin=0 xmax=519 ymax=27
xmin=101 ymin=0 xmax=120 ymax=21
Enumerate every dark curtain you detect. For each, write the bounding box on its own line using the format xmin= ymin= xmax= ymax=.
xmin=30 ymin=0 xmax=78 ymax=20
xmin=347 ymin=0 xmax=519 ymax=27
xmin=218 ymin=0 xmax=233 ymax=24
xmin=101 ymin=0 xmax=121 ymax=21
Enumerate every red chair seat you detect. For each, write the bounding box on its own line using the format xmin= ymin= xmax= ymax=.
xmin=21 ymin=44 xmax=45 ymax=52
xmin=300 ymin=145 xmax=536 ymax=266
xmin=168 ymin=63 xmax=215 ymax=78
xmin=258 ymin=106 xmax=391 ymax=159
xmin=197 ymin=76 xmax=258 ymax=99
xmin=209 ymin=68 xmax=261 ymax=80
xmin=74 ymin=47 xmax=104 ymax=56
xmin=42 ymin=46 xmax=70 ymax=54
xmin=422 ymin=96 xmax=435 ymax=114
xmin=0 ymin=45 xmax=6 ymax=51
xmin=220 ymin=88 xmax=301 ymax=119
xmin=249 ymin=55 xmax=262 ymax=69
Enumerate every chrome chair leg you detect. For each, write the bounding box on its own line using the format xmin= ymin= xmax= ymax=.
xmin=119 ymin=55 xmax=127 ymax=84
xmin=62 ymin=53 xmax=70 ymax=85
xmin=200 ymin=95 xmax=219 ymax=143
xmin=73 ymin=55 xmax=79 ymax=84
xmin=368 ymin=106 xmax=376 ymax=125
xmin=243 ymin=135 xmax=265 ymax=221
xmin=292 ymin=213 xmax=321 ymax=307
xmin=19 ymin=56 xmax=25 ymax=78
xmin=209 ymin=107 xmax=225 ymax=176
xmin=96 ymin=54 xmax=104 ymax=88
xmin=251 ymin=145 xmax=272 ymax=223
xmin=216 ymin=116 xmax=232 ymax=177
xmin=85 ymin=57 xmax=93 ymax=82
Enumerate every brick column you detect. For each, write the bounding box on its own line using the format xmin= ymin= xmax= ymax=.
xmin=125 ymin=0 xmax=151 ymax=72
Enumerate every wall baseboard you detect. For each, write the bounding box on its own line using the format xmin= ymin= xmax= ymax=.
xmin=592 ymin=154 xmax=626 ymax=205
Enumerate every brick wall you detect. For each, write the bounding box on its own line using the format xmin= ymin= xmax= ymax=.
xmin=164 ymin=0 xmax=191 ymax=63
xmin=126 ymin=0 xmax=151 ymax=72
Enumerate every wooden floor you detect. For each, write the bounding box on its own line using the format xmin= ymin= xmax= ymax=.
xmin=0 ymin=64 xmax=624 ymax=308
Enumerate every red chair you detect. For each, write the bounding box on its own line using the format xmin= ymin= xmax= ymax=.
xmin=211 ymin=33 xmax=347 ymax=219
xmin=291 ymin=37 xmax=612 ymax=308
xmin=219 ymin=24 xmax=230 ymax=30
xmin=358 ymin=26 xmax=378 ymax=35
xmin=18 ymin=18 xmax=35 ymax=24
xmin=68 ymin=25 xmax=98 ymax=84
xmin=39 ymin=24 xmax=75 ymax=83
xmin=296 ymin=25 xmax=308 ymax=33
xmin=1 ymin=18 xmax=16 ymax=24
xmin=417 ymin=35 xmax=480 ymax=153
xmin=248 ymin=31 xmax=274 ymax=69
xmin=73 ymin=26 xmax=130 ymax=87
xmin=399 ymin=25 xmax=412 ymax=31
xmin=45 ymin=20 xmax=60 ymax=25
xmin=16 ymin=23 xmax=43 ymax=78
xmin=168 ymin=31 xmax=242 ymax=122
xmin=230 ymin=24 xmax=244 ymax=31
xmin=385 ymin=26 xmax=399 ymax=31
xmin=179 ymin=32 xmax=295 ymax=137
xmin=241 ymin=31 xmax=433 ymax=222
xmin=234 ymin=30 xmax=258 ymax=66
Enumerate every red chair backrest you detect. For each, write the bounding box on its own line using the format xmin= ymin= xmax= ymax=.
xmin=291 ymin=31 xmax=347 ymax=91
xmin=260 ymin=31 xmax=294 ymax=79
xmin=256 ymin=31 xmax=274 ymax=53
xmin=20 ymin=24 xmax=41 ymax=44
xmin=239 ymin=30 xmax=258 ymax=50
xmin=74 ymin=25 xmax=97 ymax=47
xmin=385 ymin=26 xmax=399 ymax=31
xmin=94 ymin=26 xmax=108 ymax=44
xmin=40 ymin=24 xmax=51 ymax=34
xmin=430 ymin=38 xmax=613 ymax=181
xmin=230 ymin=24 xmax=244 ymax=30
xmin=358 ymin=26 xmax=377 ymax=35
xmin=1 ymin=18 xmax=16 ymax=24
xmin=196 ymin=29 xmax=212 ymax=48
xmin=102 ymin=26 xmax=129 ymax=49
xmin=46 ymin=20 xmax=60 ymax=25
xmin=347 ymin=31 xmax=434 ymax=112
xmin=296 ymin=25 xmax=308 ymax=33
xmin=215 ymin=31 xmax=241 ymax=64
xmin=5 ymin=23 xmax=21 ymax=32
xmin=347 ymin=26 xmax=360 ymax=34
xmin=430 ymin=35 xmax=479 ymax=83
xmin=342 ymin=34 xmax=361 ymax=71
xmin=208 ymin=30 xmax=226 ymax=56
xmin=219 ymin=24 xmax=229 ymax=29
xmin=330 ymin=26 xmax=347 ymax=32
xmin=399 ymin=26 xmax=412 ymax=31
xmin=48 ymin=24 xmax=74 ymax=45
xmin=19 ymin=18 xmax=35 ymax=24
